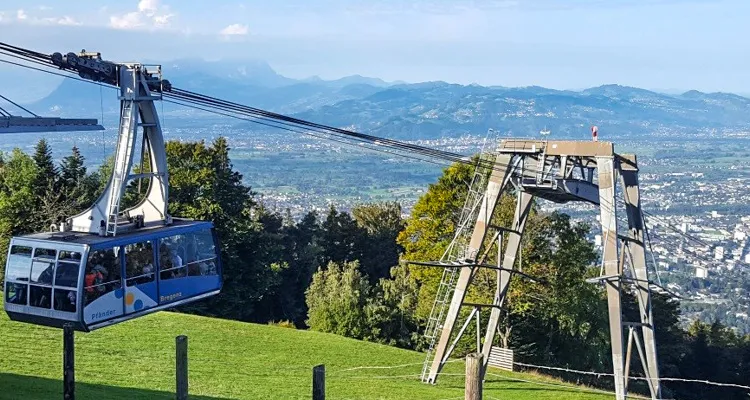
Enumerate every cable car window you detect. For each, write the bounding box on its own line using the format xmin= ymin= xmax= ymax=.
xmin=54 ymin=251 xmax=82 ymax=288
xmin=30 ymin=249 xmax=56 ymax=285
xmin=54 ymin=289 xmax=77 ymax=312
xmin=29 ymin=286 xmax=51 ymax=308
xmin=84 ymin=247 xmax=122 ymax=306
xmin=5 ymin=283 xmax=27 ymax=305
xmin=159 ymin=235 xmax=186 ymax=280
xmin=125 ymin=241 xmax=155 ymax=286
xmin=6 ymin=245 xmax=32 ymax=282
xmin=34 ymin=248 xmax=56 ymax=259
xmin=185 ymin=229 xmax=218 ymax=276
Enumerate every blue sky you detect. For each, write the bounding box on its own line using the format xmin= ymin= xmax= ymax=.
xmin=1 ymin=0 xmax=749 ymax=93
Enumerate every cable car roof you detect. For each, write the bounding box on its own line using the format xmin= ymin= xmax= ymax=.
xmin=14 ymin=219 xmax=213 ymax=247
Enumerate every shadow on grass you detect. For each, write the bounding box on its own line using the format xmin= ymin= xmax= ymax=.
xmin=0 ymin=373 xmax=233 ymax=400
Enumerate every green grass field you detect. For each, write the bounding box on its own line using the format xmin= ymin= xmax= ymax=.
xmin=0 ymin=299 xmax=612 ymax=400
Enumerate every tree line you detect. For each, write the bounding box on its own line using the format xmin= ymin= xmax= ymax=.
xmin=0 ymin=139 xmax=749 ymax=400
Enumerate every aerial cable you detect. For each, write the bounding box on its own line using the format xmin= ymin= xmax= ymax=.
xmin=0 ymin=45 xmax=512 ymax=172
xmin=0 ymin=56 xmax=116 ymax=91
xmin=170 ymin=89 xmax=484 ymax=166
xmin=100 ymin=84 xmax=106 ymax=159
xmin=0 ymin=47 xmax=494 ymax=169
xmin=167 ymin=88 xmax=478 ymax=164
xmin=163 ymin=98 xmax=452 ymax=168
xmin=165 ymin=90 xmax=477 ymax=166
xmin=0 ymin=42 xmax=52 ymax=61
xmin=0 ymin=93 xmax=39 ymax=117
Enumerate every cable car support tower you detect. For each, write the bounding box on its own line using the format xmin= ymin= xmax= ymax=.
xmin=48 ymin=51 xmax=173 ymax=237
xmin=418 ymin=139 xmax=662 ymax=400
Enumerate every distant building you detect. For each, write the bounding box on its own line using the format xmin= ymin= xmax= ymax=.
xmin=734 ymin=231 xmax=747 ymax=241
xmin=594 ymin=235 xmax=602 ymax=247
xmin=712 ymin=211 xmax=721 ymax=218
xmin=714 ymin=246 xmax=725 ymax=260
xmin=695 ymin=266 xmax=708 ymax=279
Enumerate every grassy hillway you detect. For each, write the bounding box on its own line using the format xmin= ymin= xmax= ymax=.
xmin=0 ymin=299 xmax=611 ymax=399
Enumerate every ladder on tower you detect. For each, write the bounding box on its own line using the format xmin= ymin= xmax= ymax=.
xmin=420 ymin=148 xmax=497 ymax=382
xmin=106 ymin=100 xmax=137 ymax=236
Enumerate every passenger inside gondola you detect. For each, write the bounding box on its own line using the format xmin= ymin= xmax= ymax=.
xmin=29 ymin=248 xmax=56 ymax=308
xmin=159 ymin=240 xmax=185 ymax=279
xmin=125 ymin=241 xmax=155 ymax=286
xmin=54 ymin=290 xmax=76 ymax=312
xmin=84 ymin=248 xmax=122 ymax=305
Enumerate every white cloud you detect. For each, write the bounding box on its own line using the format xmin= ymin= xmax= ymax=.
xmin=110 ymin=11 xmax=144 ymax=29
xmin=110 ymin=0 xmax=175 ymax=30
xmin=220 ymin=23 xmax=249 ymax=36
xmin=51 ymin=16 xmax=82 ymax=26
xmin=138 ymin=0 xmax=160 ymax=14
xmin=11 ymin=8 xmax=80 ymax=26
xmin=153 ymin=13 xmax=175 ymax=27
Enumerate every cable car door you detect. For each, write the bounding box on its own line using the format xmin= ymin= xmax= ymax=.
xmin=123 ymin=240 xmax=158 ymax=314
xmin=83 ymin=246 xmax=124 ymax=326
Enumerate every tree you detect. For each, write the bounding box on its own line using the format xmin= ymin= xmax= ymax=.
xmin=165 ymin=138 xmax=289 ymax=322
xmin=57 ymin=146 xmax=99 ymax=219
xmin=31 ymin=139 xmax=57 ymax=195
xmin=259 ymin=210 xmax=324 ymax=326
xmin=503 ymin=213 xmax=609 ymax=374
xmin=352 ymin=202 xmax=405 ymax=282
xmin=0 ymin=149 xmax=39 ymax=282
xmin=397 ymin=162 xmax=474 ymax=263
xmin=321 ymin=205 xmax=365 ymax=267
xmin=59 ymin=145 xmax=86 ymax=188
xmin=368 ymin=264 xmax=423 ymax=349
xmin=306 ymin=261 xmax=372 ymax=338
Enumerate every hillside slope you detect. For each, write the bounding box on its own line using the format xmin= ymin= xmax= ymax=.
xmin=0 ymin=300 xmax=610 ymax=399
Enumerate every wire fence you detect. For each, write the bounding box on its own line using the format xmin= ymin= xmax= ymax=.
xmin=513 ymin=361 xmax=750 ymax=392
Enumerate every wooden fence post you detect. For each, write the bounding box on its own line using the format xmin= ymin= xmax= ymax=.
xmin=465 ymin=353 xmax=483 ymax=400
xmin=313 ymin=364 xmax=325 ymax=400
xmin=63 ymin=324 xmax=75 ymax=400
xmin=176 ymin=335 xmax=188 ymax=400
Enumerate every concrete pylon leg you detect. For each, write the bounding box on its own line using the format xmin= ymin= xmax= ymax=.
xmin=597 ymin=156 xmax=626 ymax=400
xmin=620 ymin=160 xmax=661 ymax=399
xmin=426 ymin=154 xmax=513 ymax=383
xmin=480 ymin=191 xmax=533 ymax=369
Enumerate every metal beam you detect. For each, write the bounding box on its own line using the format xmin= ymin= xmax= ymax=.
xmin=620 ymin=159 xmax=661 ymax=399
xmin=597 ymin=155 xmax=626 ymax=400
xmin=425 ymin=153 xmax=513 ymax=383
xmin=0 ymin=116 xmax=104 ymax=133
xmin=480 ymin=191 xmax=533 ymax=371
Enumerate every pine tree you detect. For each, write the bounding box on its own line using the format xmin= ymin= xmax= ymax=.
xmin=60 ymin=145 xmax=86 ymax=189
xmin=33 ymin=139 xmax=57 ymax=182
xmin=57 ymin=145 xmax=98 ymax=219
xmin=30 ymin=139 xmax=61 ymax=229
xmin=31 ymin=139 xmax=58 ymax=195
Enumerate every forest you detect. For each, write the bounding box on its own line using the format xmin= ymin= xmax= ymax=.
xmin=0 ymin=138 xmax=749 ymax=400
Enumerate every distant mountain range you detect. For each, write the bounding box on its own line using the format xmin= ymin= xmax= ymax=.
xmin=13 ymin=59 xmax=750 ymax=140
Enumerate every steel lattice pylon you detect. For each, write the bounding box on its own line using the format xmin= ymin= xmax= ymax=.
xmin=419 ymin=139 xmax=662 ymax=400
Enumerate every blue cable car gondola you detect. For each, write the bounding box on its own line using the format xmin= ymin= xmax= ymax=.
xmin=3 ymin=55 xmax=224 ymax=331
xmin=4 ymin=220 xmax=222 ymax=331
